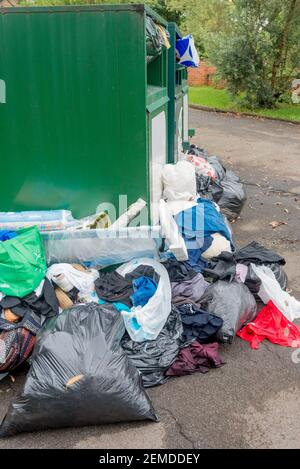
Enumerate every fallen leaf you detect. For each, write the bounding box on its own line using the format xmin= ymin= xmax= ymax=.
xmin=269 ymin=221 xmax=287 ymax=229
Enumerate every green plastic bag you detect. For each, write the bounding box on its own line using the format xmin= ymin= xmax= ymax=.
xmin=0 ymin=226 xmax=47 ymax=298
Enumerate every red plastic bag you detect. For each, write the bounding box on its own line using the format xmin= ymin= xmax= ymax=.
xmin=237 ymin=300 xmax=300 ymax=349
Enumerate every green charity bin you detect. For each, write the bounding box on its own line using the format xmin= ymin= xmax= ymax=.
xmin=167 ymin=22 xmax=190 ymax=163
xmin=0 ymin=4 xmax=172 ymax=225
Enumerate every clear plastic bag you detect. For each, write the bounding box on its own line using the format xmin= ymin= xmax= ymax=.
xmin=42 ymin=226 xmax=161 ymax=268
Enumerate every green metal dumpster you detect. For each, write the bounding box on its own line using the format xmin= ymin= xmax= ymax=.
xmin=0 ymin=4 xmax=171 ymax=224
xmin=167 ymin=22 xmax=189 ymax=163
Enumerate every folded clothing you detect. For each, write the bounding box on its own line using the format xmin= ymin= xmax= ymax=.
xmin=166 ymin=341 xmax=225 ymax=377
xmin=171 ymin=273 xmax=209 ymax=304
xmin=0 ymin=278 xmax=58 ymax=321
xmin=237 ymin=300 xmax=300 ymax=349
xmin=173 ymin=303 xmax=223 ymax=346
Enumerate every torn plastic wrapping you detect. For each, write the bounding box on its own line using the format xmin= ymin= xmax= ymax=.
xmin=41 ymin=226 xmax=162 ymax=268
xmin=0 ymin=304 xmax=157 ymax=437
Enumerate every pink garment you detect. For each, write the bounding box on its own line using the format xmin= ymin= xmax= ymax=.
xmin=235 ymin=263 xmax=248 ymax=283
xmin=186 ymin=154 xmax=217 ymax=179
xmin=237 ymin=300 xmax=300 ymax=350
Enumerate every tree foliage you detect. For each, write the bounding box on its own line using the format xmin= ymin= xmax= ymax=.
xmin=208 ymin=0 xmax=300 ymax=108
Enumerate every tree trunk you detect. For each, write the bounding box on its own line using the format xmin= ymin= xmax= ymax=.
xmin=271 ymin=0 xmax=297 ymax=91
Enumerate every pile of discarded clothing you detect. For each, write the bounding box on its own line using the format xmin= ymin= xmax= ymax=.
xmin=1 ymin=147 xmax=300 ymax=437
xmin=187 ymin=144 xmax=247 ymax=221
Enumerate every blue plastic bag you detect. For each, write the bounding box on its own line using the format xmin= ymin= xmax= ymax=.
xmin=176 ymin=34 xmax=200 ymax=68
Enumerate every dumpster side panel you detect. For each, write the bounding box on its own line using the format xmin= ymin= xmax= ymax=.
xmin=0 ymin=10 xmax=147 ymax=219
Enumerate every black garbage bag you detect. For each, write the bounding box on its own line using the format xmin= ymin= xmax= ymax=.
xmin=196 ymin=174 xmax=224 ymax=203
xmin=234 ymin=241 xmax=288 ymax=292
xmin=146 ymin=16 xmax=162 ymax=63
xmin=188 ymin=144 xmax=209 ymax=159
xmin=122 ymin=308 xmax=183 ymax=388
xmin=199 ymin=281 xmax=257 ymax=344
xmin=0 ymin=304 xmax=157 ymax=437
xmin=217 ymin=170 xmax=247 ymax=221
xmin=207 ymin=155 xmax=227 ymax=181
xmin=234 ymin=241 xmax=285 ymax=266
xmin=246 ymin=263 xmax=288 ymax=296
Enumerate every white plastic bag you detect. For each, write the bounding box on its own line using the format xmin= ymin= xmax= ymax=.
xmin=47 ymin=263 xmax=99 ymax=294
xmin=176 ymin=34 xmax=200 ymax=68
xmin=251 ymin=264 xmax=300 ymax=322
xmin=159 ymin=199 xmax=188 ymax=261
xmin=162 ymin=161 xmax=196 ymax=202
xmin=117 ymin=258 xmax=172 ymax=342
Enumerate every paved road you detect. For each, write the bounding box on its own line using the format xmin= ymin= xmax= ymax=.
xmin=0 ymin=110 xmax=300 ymax=449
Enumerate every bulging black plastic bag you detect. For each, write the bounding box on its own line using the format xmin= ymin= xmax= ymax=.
xmin=0 ymin=304 xmax=157 ymax=437
xmin=122 ymin=308 xmax=183 ymax=388
xmin=199 ymin=281 xmax=257 ymax=344
xmin=217 ymin=171 xmax=247 ymax=221
xmin=196 ymin=174 xmax=224 ymax=203
xmin=217 ymin=170 xmax=247 ymax=221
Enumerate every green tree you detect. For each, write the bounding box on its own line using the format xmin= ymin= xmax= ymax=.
xmin=23 ymin=0 xmax=184 ymax=24
xmin=208 ymin=0 xmax=300 ymax=108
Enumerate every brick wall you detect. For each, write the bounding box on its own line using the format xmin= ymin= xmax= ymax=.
xmin=0 ymin=0 xmax=18 ymax=6
xmin=188 ymin=61 xmax=216 ymax=87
